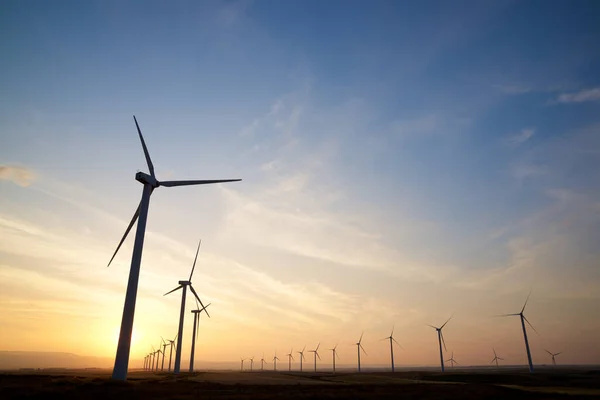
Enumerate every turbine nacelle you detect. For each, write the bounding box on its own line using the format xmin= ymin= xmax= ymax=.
xmin=178 ymin=280 xmax=192 ymax=285
xmin=135 ymin=171 xmax=159 ymax=187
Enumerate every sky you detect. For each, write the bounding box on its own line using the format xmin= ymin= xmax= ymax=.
xmin=1 ymin=0 xmax=600 ymax=370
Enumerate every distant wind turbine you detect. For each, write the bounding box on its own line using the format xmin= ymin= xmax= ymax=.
xmin=446 ymin=351 xmax=458 ymax=368
xmin=272 ymin=351 xmax=280 ymax=371
xmin=260 ymin=354 xmax=266 ymax=371
xmin=545 ymin=349 xmax=562 ymax=366
xmin=150 ymin=346 xmax=156 ymax=371
xmin=163 ymin=239 xmax=209 ymax=374
xmin=381 ymin=326 xmax=402 ymax=372
xmin=330 ymin=343 xmax=340 ymax=374
xmin=240 ymin=358 xmax=245 ymax=372
xmin=497 ymin=293 xmax=539 ymax=372
xmin=189 ymin=302 xmax=211 ymax=372
xmin=286 ymin=348 xmax=294 ymax=371
xmin=297 ymin=346 xmax=307 ymax=372
xmin=428 ymin=316 xmax=451 ymax=372
xmin=355 ymin=332 xmax=367 ymax=373
xmin=167 ymin=334 xmax=177 ymax=372
xmin=154 ymin=344 xmax=162 ymax=372
xmin=250 ymin=356 xmax=255 ymax=372
xmin=108 ymin=116 xmax=241 ymax=381
xmin=490 ymin=348 xmax=504 ymax=368
xmin=160 ymin=337 xmax=168 ymax=371
xmin=308 ymin=343 xmax=321 ymax=372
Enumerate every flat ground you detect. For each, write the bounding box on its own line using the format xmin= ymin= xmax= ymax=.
xmin=1 ymin=368 xmax=600 ymax=399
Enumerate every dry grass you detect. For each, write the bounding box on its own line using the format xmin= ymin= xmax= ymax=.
xmin=1 ymin=368 xmax=599 ymax=399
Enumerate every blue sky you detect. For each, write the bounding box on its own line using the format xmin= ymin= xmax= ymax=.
xmin=1 ymin=0 xmax=600 ymax=367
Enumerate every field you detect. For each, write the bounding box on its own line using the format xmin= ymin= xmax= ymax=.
xmin=2 ymin=368 xmax=600 ymax=399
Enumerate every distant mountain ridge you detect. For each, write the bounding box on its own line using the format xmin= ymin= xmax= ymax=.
xmin=0 ymin=351 xmax=113 ymax=370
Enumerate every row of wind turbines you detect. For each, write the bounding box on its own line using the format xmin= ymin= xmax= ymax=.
xmin=106 ymin=116 xmax=562 ymax=380
xmin=236 ymin=308 xmax=562 ymax=374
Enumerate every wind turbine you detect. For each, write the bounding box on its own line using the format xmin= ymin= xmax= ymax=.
xmin=164 ymin=239 xmax=209 ymax=374
xmin=154 ymin=342 xmax=162 ymax=372
xmin=189 ymin=302 xmax=211 ymax=372
xmin=446 ymin=351 xmax=458 ymax=368
xmin=240 ymin=358 xmax=245 ymax=372
xmin=381 ymin=326 xmax=402 ymax=372
xmin=143 ymin=355 xmax=147 ymax=370
xmin=308 ymin=343 xmax=321 ymax=372
xmin=260 ymin=354 xmax=266 ymax=371
xmin=167 ymin=334 xmax=177 ymax=372
xmin=273 ymin=351 xmax=280 ymax=371
xmin=150 ymin=346 xmax=156 ymax=371
xmin=497 ymin=293 xmax=539 ymax=372
xmin=108 ymin=116 xmax=241 ymax=381
xmin=491 ymin=348 xmax=504 ymax=368
xmin=297 ymin=346 xmax=306 ymax=372
xmin=428 ymin=316 xmax=451 ymax=372
xmin=286 ymin=348 xmax=294 ymax=371
xmin=330 ymin=343 xmax=340 ymax=374
xmin=545 ymin=349 xmax=562 ymax=366
xmin=355 ymin=332 xmax=367 ymax=373
xmin=249 ymin=356 xmax=255 ymax=372
xmin=160 ymin=337 xmax=168 ymax=371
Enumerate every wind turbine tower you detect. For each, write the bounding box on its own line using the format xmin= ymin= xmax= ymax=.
xmin=382 ymin=327 xmax=402 ymax=372
xmin=446 ymin=351 xmax=458 ymax=368
xmin=273 ymin=351 xmax=280 ymax=371
xmin=160 ymin=337 xmax=168 ymax=371
xmin=428 ymin=316 xmax=451 ymax=372
xmin=240 ymin=358 xmax=245 ymax=372
xmin=498 ymin=294 xmax=539 ymax=372
xmin=164 ymin=239 xmax=210 ymax=374
xmin=286 ymin=349 xmax=294 ymax=371
xmin=108 ymin=116 xmax=241 ymax=380
xmin=330 ymin=344 xmax=340 ymax=374
xmin=355 ymin=332 xmax=367 ymax=372
xmin=545 ymin=349 xmax=562 ymax=366
xmin=308 ymin=343 xmax=321 ymax=372
xmin=167 ymin=334 xmax=177 ymax=372
xmin=491 ymin=348 xmax=504 ymax=368
xmin=297 ymin=346 xmax=306 ymax=372
xmin=189 ymin=302 xmax=211 ymax=372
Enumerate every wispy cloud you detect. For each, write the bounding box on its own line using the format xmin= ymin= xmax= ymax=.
xmin=510 ymin=163 xmax=547 ymax=180
xmin=506 ymin=128 xmax=535 ymax=145
xmin=0 ymin=165 xmax=35 ymax=187
xmin=555 ymin=87 xmax=600 ymax=104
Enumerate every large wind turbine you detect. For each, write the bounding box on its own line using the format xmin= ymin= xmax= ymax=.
xmin=330 ymin=343 xmax=340 ymax=374
xmin=273 ymin=351 xmax=280 ymax=371
xmin=108 ymin=116 xmax=241 ymax=381
xmin=240 ymin=358 xmax=246 ymax=372
xmin=249 ymin=356 xmax=255 ymax=372
xmin=189 ymin=302 xmax=211 ymax=372
xmin=446 ymin=351 xmax=458 ymax=368
xmin=308 ymin=343 xmax=321 ymax=372
xmin=497 ymin=294 xmax=538 ymax=372
xmin=491 ymin=348 xmax=504 ymax=368
xmin=164 ymin=239 xmax=209 ymax=374
xmin=260 ymin=354 xmax=266 ymax=371
xmin=286 ymin=349 xmax=294 ymax=371
xmin=381 ymin=327 xmax=402 ymax=372
xmin=428 ymin=316 xmax=451 ymax=372
xmin=545 ymin=349 xmax=562 ymax=366
xmin=297 ymin=346 xmax=306 ymax=372
xmin=355 ymin=332 xmax=367 ymax=372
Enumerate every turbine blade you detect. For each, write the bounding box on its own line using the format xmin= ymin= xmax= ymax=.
xmin=391 ymin=325 xmax=395 ymax=337
xmin=316 ymin=342 xmax=320 ymax=351
xmin=360 ymin=344 xmax=367 ymax=356
xmin=490 ymin=358 xmax=495 ymax=364
xmin=189 ymin=285 xmax=209 ymax=317
xmin=359 ymin=332 xmax=364 ymax=343
xmin=555 ymin=352 xmax=562 ymax=356
xmin=317 ymin=352 xmax=321 ymax=360
xmin=189 ymin=239 xmax=201 ymax=281
xmin=159 ymin=179 xmax=242 ymax=187
xmin=523 ymin=315 xmax=540 ymax=336
xmin=498 ymin=357 xmax=504 ymax=360
xmin=199 ymin=303 xmax=212 ymax=317
xmin=107 ymin=202 xmax=141 ymax=267
xmin=545 ymin=349 xmax=552 ymax=356
xmin=441 ymin=315 xmax=452 ymax=329
xmin=163 ymin=285 xmax=183 ymax=296
xmin=426 ymin=324 xmax=438 ymax=329
xmin=133 ymin=116 xmax=155 ymax=178
xmin=494 ymin=313 xmax=520 ymax=317
xmin=392 ymin=337 xmax=403 ymax=349
xmin=521 ymin=291 xmax=531 ymax=314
